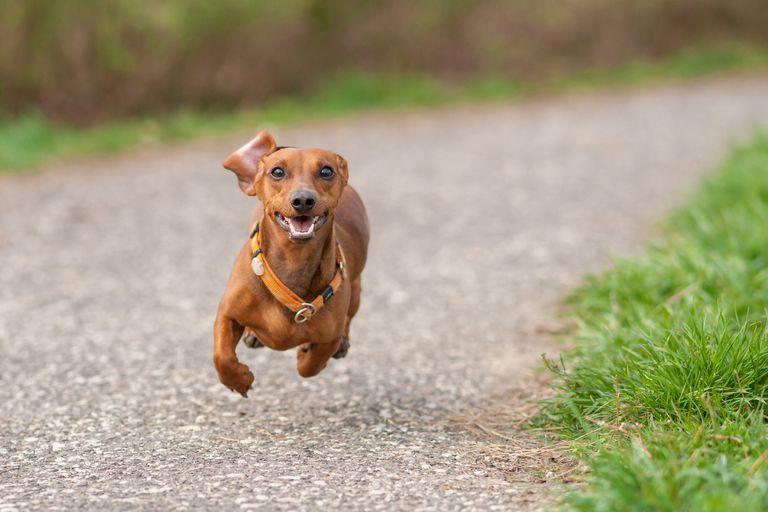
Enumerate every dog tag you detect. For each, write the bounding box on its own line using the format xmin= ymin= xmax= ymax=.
xmin=251 ymin=256 xmax=264 ymax=276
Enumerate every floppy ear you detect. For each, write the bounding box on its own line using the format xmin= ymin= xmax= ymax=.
xmin=335 ymin=154 xmax=349 ymax=186
xmin=222 ymin=131 xmax=277 ymax=195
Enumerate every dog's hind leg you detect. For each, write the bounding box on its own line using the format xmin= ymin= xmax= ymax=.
xmin=242 ymin=329 xmax=264 ymax=349
xmin=332 ymin=337 xmax=350 ymax=359
xmin=333 ymin=277 xmax=361 ymax=359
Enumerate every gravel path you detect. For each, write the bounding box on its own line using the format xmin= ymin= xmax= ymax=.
xmin=2 ymin=76 xmax=768 ymax=511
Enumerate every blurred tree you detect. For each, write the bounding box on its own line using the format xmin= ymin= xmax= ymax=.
xmin=1 ymin=0 xmax=766 ymax=124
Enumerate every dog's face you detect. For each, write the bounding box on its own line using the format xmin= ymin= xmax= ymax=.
xmin=223 ymin=131 xmax=348 ymax=242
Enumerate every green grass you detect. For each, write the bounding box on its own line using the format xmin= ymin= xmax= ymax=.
xmin=3 ymin=44 xmax=768 ymax=173
xmin=536 ymin=135 xmax=768 ymax=511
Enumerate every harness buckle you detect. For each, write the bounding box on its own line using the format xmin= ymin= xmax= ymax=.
xmin=294 ymin=302 xmax=317 ymax=323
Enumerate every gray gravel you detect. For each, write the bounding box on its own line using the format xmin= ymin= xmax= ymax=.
xmin=2 ymin=76 xmax=768 ymax=511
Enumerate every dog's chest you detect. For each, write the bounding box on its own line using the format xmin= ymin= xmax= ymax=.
xmin=245 ymin=293 xmax=348 ymax=350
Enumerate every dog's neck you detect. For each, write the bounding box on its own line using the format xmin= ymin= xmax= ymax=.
xmin=259 ymin=214 xmax=337 ymax=299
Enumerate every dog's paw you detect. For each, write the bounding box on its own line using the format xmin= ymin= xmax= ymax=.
xmin=332 ymin=337 xmax=350 ymax=359
xmin=243 ymin=332 xmax=264 ymax=349
xmin=216 ymin=360 xmax=255 ymax=398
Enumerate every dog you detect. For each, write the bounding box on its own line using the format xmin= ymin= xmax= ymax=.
xmin=213 ymin=131 xmax=369 ymax=396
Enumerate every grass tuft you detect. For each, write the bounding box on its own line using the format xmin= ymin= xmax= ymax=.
xmin=537 ymin=135 xmax=768 ymax=510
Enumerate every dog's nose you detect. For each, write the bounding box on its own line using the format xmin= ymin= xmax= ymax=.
xmin=290 ymin=190 xmax=317 ymax=213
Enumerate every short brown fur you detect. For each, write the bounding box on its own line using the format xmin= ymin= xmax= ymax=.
xmin=213 ymin=131 xmax=370 ymax=396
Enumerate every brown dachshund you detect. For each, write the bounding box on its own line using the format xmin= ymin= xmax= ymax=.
xmin=213 ymin=131 xmax=369 ymax=396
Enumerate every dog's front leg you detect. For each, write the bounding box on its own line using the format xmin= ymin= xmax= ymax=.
xmin=296 ymin=339 xmax=341 ymax=378
xmin=213 ymin=314 xmax=254 ymax=397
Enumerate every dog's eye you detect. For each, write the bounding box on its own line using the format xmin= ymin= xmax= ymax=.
xmin=318 ymin=166 xmax=335 ymax=180
xmin=269 ymin=167 xmax=286 ymax=180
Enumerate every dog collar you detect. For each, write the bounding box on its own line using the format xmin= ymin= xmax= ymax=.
xmin=249 ymin=222 xmax=346 ymax=323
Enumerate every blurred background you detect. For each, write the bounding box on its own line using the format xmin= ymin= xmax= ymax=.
xmin=1 ymin=0 xmax=768 ymax=168
xmin=3 ymin=3 xmax=768 ymax=509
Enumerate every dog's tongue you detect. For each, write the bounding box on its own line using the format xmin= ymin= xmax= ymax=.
xmin=289 ymin=215 xmax=314 ymax=234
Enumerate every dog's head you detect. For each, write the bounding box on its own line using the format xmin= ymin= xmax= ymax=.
xmin=223 ymin=131 xmax=348 ymax=243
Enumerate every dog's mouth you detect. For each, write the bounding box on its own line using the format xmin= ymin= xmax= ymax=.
xmin=274 ymin=211 xmax=328 ymax=240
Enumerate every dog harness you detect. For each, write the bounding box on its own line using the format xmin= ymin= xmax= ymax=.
xmin=249 ymin=222 xmax=346 ymax=323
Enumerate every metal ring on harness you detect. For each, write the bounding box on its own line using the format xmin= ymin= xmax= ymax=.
xmin=294 ymin=302 xmax=317 ymax=323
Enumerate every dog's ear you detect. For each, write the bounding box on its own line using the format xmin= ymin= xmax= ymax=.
xmin=335 ymin=154 xmax=349 ymax=186
xmin=222 ymin=131 xmax=277 ymax=195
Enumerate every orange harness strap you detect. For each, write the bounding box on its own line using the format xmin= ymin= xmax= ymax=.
xmin=249 ymin=222 xmax=346 ymax=323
